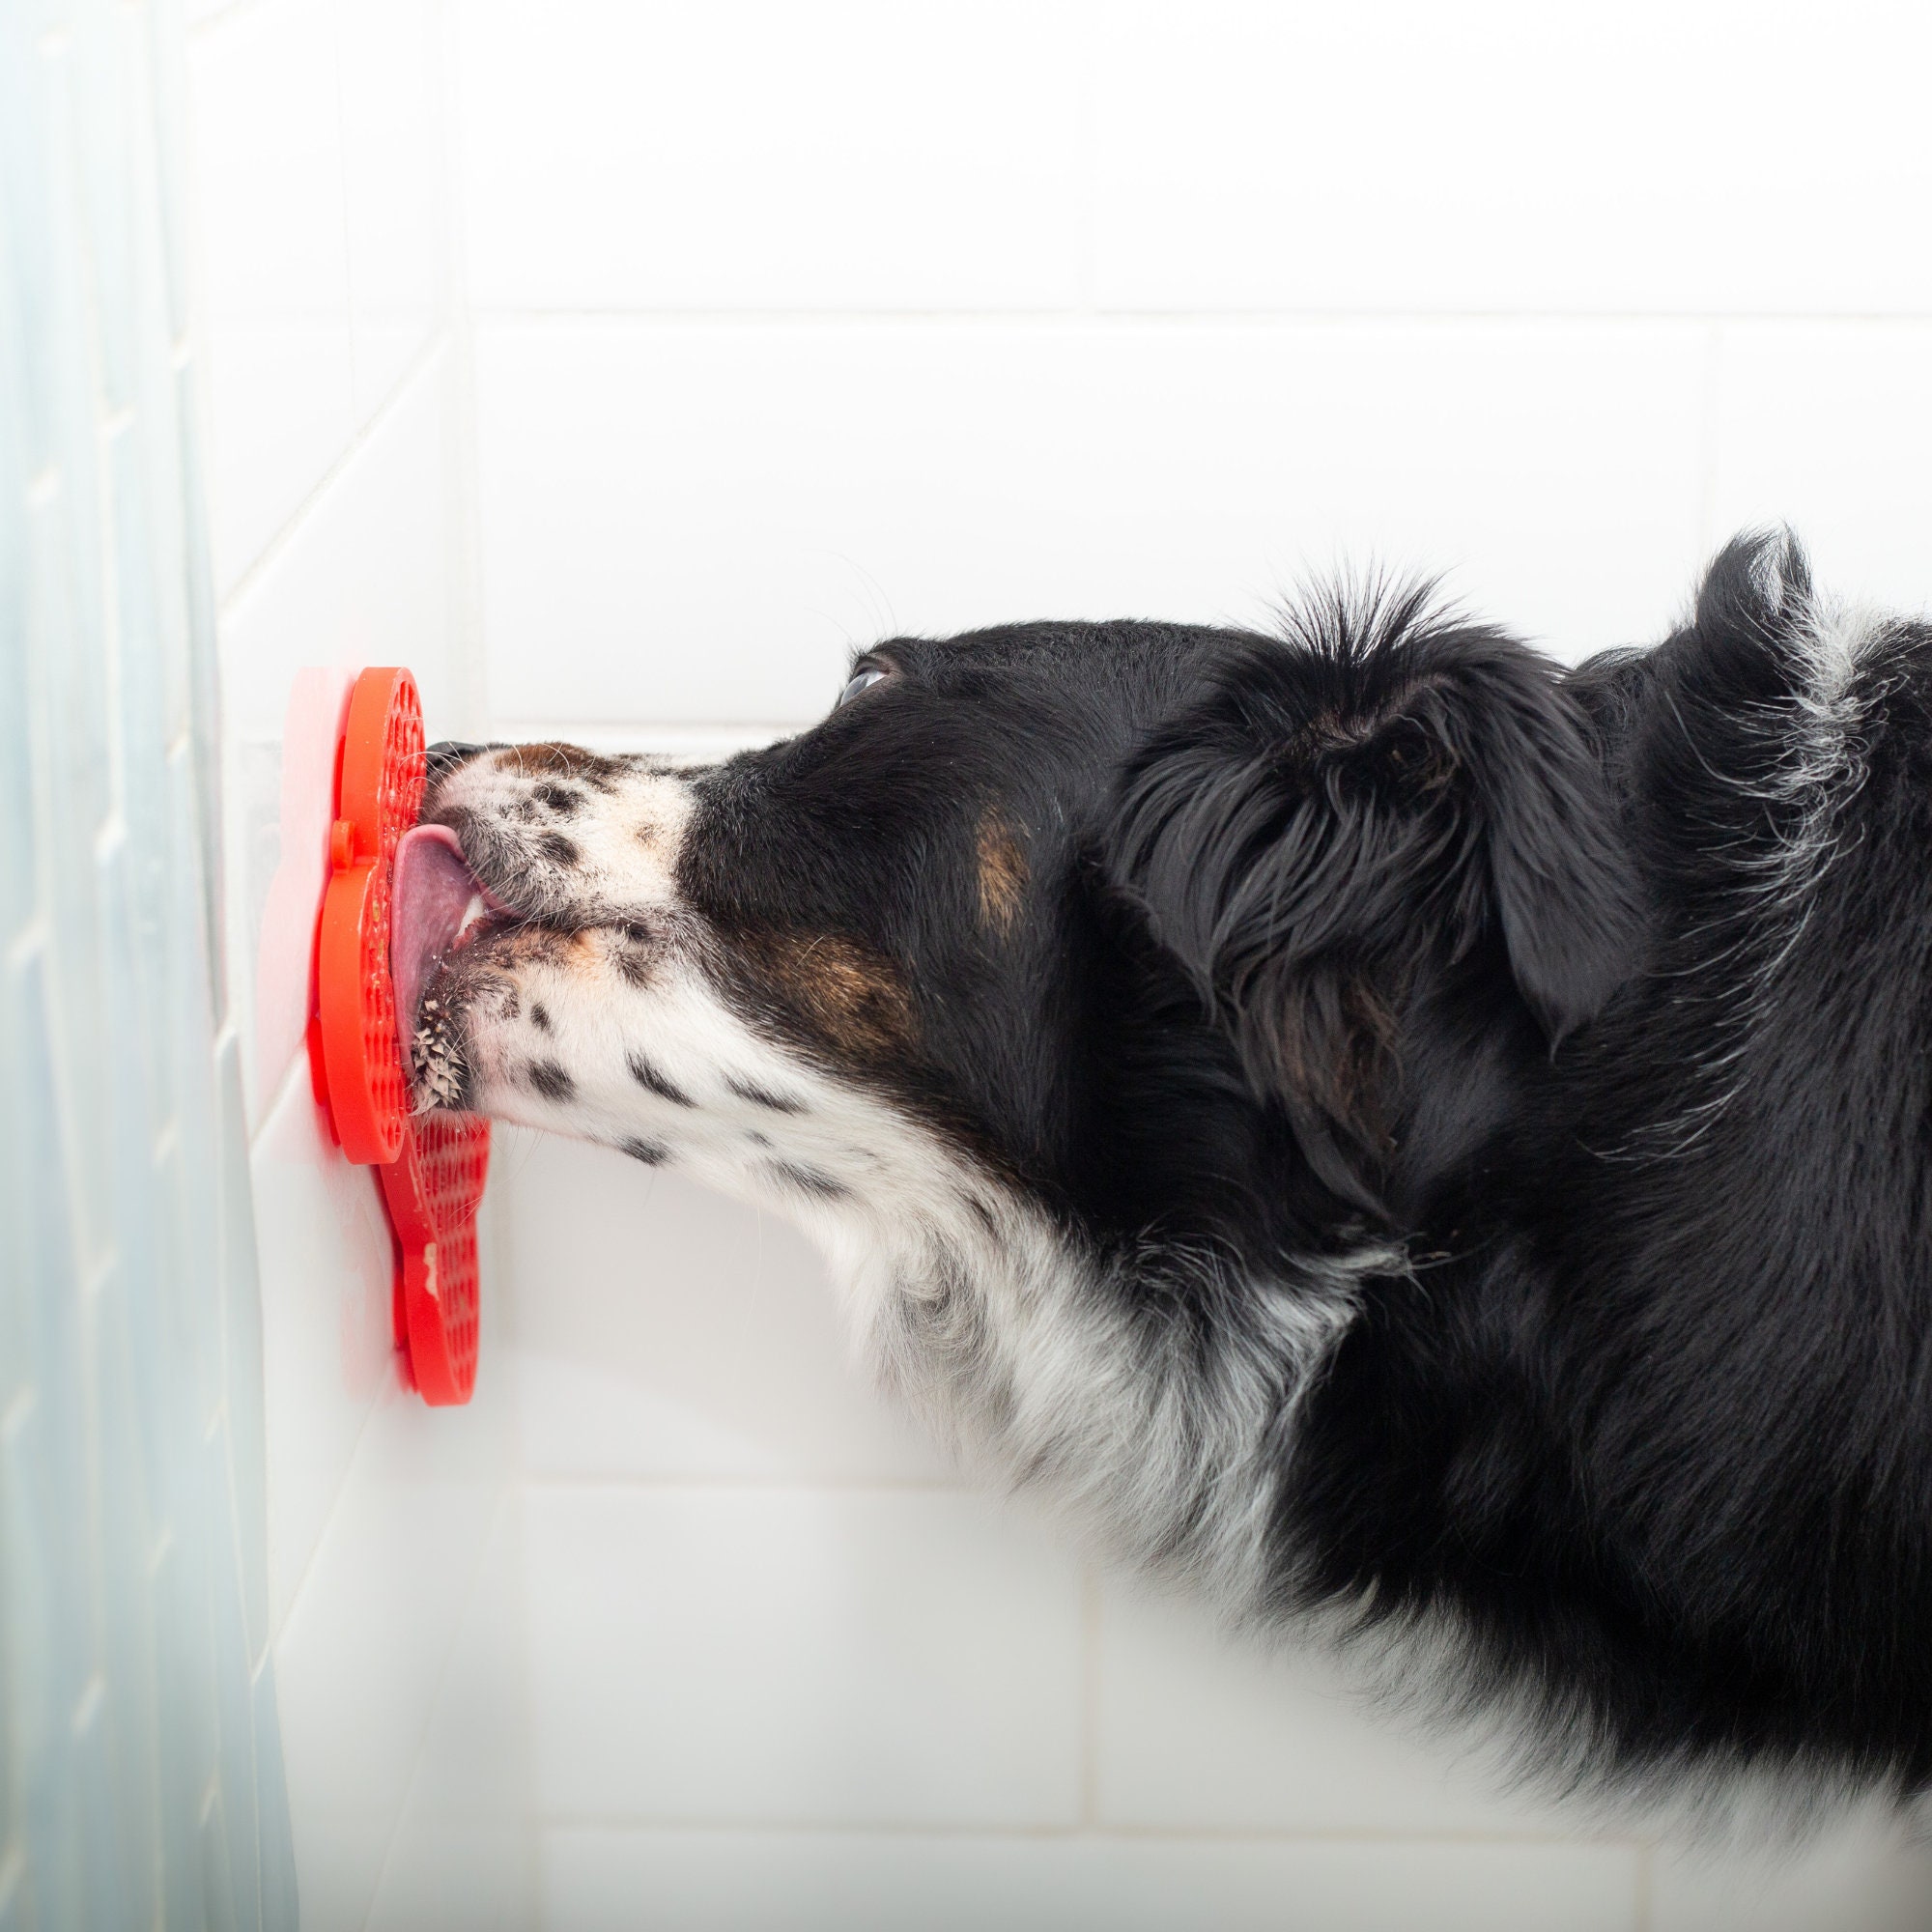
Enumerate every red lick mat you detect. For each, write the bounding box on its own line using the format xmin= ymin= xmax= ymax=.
xmin=307 ymin=666 xmax=491 ymax=1405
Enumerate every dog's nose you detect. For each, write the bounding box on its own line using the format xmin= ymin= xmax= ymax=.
xmin=425 ymin=740 xmax=490 ymax=785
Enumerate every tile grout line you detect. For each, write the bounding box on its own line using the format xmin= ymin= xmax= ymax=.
xmin=213 ymin=326 xmax=450 ymax=624
xmin=265 ymin=1374 xmax=387 ymax=1652
xmin=356 ymin=1485 xmax=524 ymax=1932
xmin=531 ymin=1815 xmax=1648 ymax=1850
xmin=465 ymin=305 xmax=1932 ymax=327
xmin=246 ymin=1045 xmax=314 ymax=1157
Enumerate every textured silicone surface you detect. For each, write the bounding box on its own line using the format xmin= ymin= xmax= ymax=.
xmin=378 ymin=1116 xmax=488 ymax=1404
xmin=317 ymin=668 xmax=421 ymax=1162
xmin=309 ymin=666 xmax=491 ymax=1406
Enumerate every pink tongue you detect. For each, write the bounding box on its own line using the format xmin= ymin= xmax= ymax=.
xmin=391 ymin=825 xmax=485 ymax=1068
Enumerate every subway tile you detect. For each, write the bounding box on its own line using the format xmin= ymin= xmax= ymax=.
xmin=395 ymin=1492 xmax=532 ymax=1823
xmin=1093 ymin=1581 xmax=1574 ymax=1836
xmin=217 ymin=344 xmax=457 ymax=738
xmin=1710 ymin=324 xmax=1932 ymax=615
xmin=186 ymin=0 xmax=348 ymax=318
xmin=541 ymin=1829 xmax=1641 ymax=1932
xmin=365 ymin=1814 xmax=541 ymax=1932
xmin=273 ymin=1379 xmax=513 ymax=1932
xmin=456 ymin=0 xmax=1086 ymax=312
xmin=218 ymin=353 xmax=456 ymax=1123
xmin=249 ymin=1067 xmax=398 ymax=1633
xmin=524 ymin=1487 xmax=1082 ymax=1826
xmin=199 ymin=323 xmax=355 ymax=600
xmin=500 ymin=1136 xmax=952 ymax=1484
xmin=1089 ymin=1 xmax=1932 ymax=315
xmin=474 ymin=319 xmax=1707 ymax=728
xmin=186 ymin=0 xmax=355 ymax=590
xmin=365 ymin=1497 xmax=539 ymax=1932
xmin=337 ymin=0 xmax=447 ymax=418
xmin=1651 ymin=1814 xmax=1932 ymax=1932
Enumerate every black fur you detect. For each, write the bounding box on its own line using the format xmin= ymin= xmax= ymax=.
xmin=438 ymin=531 xmax=1932 ymax=1807
xmin=1106 ymin=583 xmax=1643 ymax=1211
xmin=690 ymin=533 xmax=1932 ymax=1801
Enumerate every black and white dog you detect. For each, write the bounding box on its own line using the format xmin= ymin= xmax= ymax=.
xmin=398 ymin=531 xmax=1932 ymax=1817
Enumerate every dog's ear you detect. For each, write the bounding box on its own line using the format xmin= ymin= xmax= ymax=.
xmin=1103 ymin=586 xmax=1641 ymax=1209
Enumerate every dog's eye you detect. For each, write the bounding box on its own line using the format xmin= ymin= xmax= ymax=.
xmin=838 ymin=666 xmax=889 ymax=707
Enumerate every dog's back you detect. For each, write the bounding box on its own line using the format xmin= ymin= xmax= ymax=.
xmin=1299 ymin=534 xmax=1932 ymax=1800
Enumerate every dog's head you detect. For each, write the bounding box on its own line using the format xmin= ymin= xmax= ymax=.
xmin=410 ymin=594 xmax=1637 ymax=1247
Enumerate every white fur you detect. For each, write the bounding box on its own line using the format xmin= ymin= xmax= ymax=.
xmin=437 ymin=751 xmax=1387 ymax=1613
xmin=440 ymin=748 xmax=694 ymax=924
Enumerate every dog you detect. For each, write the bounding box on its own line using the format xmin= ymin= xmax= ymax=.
xmin=399 ymin=530 xmax=1932 ymax=1817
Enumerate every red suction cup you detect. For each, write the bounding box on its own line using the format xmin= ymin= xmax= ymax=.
xmin=308 ymin=667 xmax=491 ymax=1406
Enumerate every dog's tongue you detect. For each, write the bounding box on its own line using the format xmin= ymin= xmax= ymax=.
xmin=391 ymin=824 xmax=485 ymax=1069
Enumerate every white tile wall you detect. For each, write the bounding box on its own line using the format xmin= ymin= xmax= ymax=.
xmin=186 ymin=0 xmax=530 ymax=1925
xmin=336 ymin=0 xmax=447 ymax=418
xmin=220 ymin=353 xmax=460 ymax=1127
xmin=540 ymin=1830 xmax=1643 ymax=1932
xmin=184 ymin=0 xmax=1932 ymax=1924
xmin=1082 ymin=1 xmax=1932 ymax=315
xmin=1652 ymin=1817 xmax=1932 ymax=1932
xmin=464 ymin=0 xmax=1932 ymax=1925
xmin=455 ymin=0 xmax=1092 ymax=313
xmin=456 ymin=0 xmax=1932 ymax=321
xmin=524 ymin=1488 xmax=1083 ymax=1826
xmin=273 ymin=1370 xmax=513 ymax=1930
xmin=187 ymin=0 xmax=355 ymax=595
xmin=249 ymin=1069 xmax=399 ymax=1629
xmin=498 ymin=1137 xmax=949 ymax=1483
xmin=474 ymin=317 xmax=1710 ymax=727
xmin=365 ymin=1496 xmax=538 ymax=1932
xmin=1092 ymin=1583 xmax=1574 ymax=1838
xmin=1711 ymin=323 xmax=1932 ymax=616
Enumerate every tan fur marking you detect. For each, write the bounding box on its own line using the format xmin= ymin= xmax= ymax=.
xmin=976 ymin=811 xmax=1028 ymax=935
xmin=736 ymin=929 xmax=916 ymax=1062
